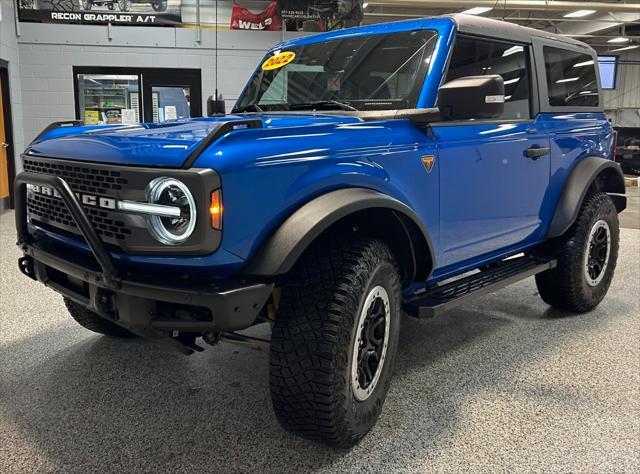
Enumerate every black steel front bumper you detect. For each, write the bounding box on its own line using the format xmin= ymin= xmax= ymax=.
xmin=15 ymin=172 xmax=273 ymax=354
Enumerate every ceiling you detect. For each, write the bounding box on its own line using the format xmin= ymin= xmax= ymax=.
xmin=361 ymin=0 xmax=640 ymax=53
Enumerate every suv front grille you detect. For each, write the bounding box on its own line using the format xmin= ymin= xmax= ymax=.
xmin=23 ymin=158 xmax=128 ymax=194
xmin=21 ymin=154 xmax=221 ymax=255
xmin=28 ymin=192 xmax=132 ymax=241
xmin=24 ymin=157 xmax=135 ymax=248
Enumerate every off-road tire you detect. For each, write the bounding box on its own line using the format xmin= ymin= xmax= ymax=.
xmin=64 ymin=298 xmax=137 ymax=338
xmin=151 ymin=0 xmax=167 ymax=11
xmin=536 ymin=192 xmax=619 ymax=313
xmin=117 ymin=0 xmax=130 ymax=11
xmin=270 ymin=236 xmax=402 ymax=447
xmin=82 ymin=0 xmax=92 ymax=10
xmin=36 ymin=0 xmax=76 ymax=11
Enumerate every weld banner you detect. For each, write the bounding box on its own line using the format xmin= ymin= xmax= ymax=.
xmin=230 ymin=1 xmax=281 ymax=31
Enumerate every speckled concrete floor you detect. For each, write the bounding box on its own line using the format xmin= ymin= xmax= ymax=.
xmin=1 ymin=211 xmax=639 ymax=473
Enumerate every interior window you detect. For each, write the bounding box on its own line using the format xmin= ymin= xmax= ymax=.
xmin=444 ymin=36 xmax=531 ymax=120
xmin=543 ymin=46 xmax=599 ymax=107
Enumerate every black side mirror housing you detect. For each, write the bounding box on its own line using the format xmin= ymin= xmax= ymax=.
xmin=437 ymin=75 xmax=505 ymax=120
xmin=207 ymin=95 xmax=226 ymax=116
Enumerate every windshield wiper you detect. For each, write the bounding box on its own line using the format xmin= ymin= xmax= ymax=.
xmin=232 ymin=103 xmax=265 ymax=113
xmin=289 ymin=100 xmax=357 ymax=111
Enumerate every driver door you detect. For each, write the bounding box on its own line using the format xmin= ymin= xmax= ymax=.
xmin=433 ymin=35 xmax=551 ymax=268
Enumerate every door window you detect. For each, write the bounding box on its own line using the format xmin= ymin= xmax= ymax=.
xmin=543 ymin=47 xmax=599 ymax=107
xmin=444 ymin=37 xmax=532 ymax=120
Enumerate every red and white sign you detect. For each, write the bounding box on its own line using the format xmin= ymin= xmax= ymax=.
xmin=230 ymin=1 xmax=281 ymax=31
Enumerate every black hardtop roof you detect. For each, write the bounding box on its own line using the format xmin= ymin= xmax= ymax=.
xmin=447 ymin=13 xmax=596 ymax=53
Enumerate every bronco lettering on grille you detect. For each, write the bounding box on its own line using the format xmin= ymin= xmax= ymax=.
xmin=28 ymin=184 xmax=117 ymax=210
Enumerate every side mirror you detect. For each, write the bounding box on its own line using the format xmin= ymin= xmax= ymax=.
xmin=437 ymin=75 xmax=505 ymax=120
xmin=207 ymin=91 xmax=226 ymax=116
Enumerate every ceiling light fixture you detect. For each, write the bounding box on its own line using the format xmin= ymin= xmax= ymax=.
xmin=363 ymin=2 xmax=369 ymax=8
xmin=563 ymin=10 xmax=596 ymax=18
xmin=573 ymin=60 xmax=594 ymax=67
xmin=609 ymin=45 xmax=639 ymax=52
xmin=608 ymin=37 xmax=630 ymax=43
xmin=556 ymin=77 xmax=580 ymax=83
xmin=462 ymin=6 xmax=493 ymax=15
xmin=502 ymin=45 xmax=524 ymax=57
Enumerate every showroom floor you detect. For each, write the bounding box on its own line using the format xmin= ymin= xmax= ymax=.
xmin=1 ymin=198 xmax=638 ymax=472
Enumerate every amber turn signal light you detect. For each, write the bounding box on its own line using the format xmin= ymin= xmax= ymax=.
xmin=210 ymin=189 xmax=222 ymax=230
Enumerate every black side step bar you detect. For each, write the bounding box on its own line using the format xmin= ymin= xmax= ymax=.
xmin=403 ymin=255 xmax=556 ymax=318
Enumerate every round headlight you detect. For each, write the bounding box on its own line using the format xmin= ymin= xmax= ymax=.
xmin=146 ymin=177 xmax=197 ymax=245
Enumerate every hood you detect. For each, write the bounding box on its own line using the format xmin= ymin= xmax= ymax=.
xmin=25 ymin=114 xmax=362 ymax=168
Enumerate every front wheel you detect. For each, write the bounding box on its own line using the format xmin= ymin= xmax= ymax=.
xmin=270 ymin=236 xmax=402 ymax=447
xmin=64 ymin=298 xmax=137 ymax=338
xmin=536 ymin=192 xmax=619 ymax=313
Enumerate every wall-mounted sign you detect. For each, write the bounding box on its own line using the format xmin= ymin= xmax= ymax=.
xmin=16 ymin=0 xmax=182 ymax=26
xmin=230 ymin=0 xmax=281 ymax=31
xmin=277 ymin=0 xmax=363 ymax=22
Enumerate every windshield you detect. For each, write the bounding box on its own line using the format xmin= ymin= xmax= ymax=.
xmin=234 ymin=30 xmax=438 ymax=113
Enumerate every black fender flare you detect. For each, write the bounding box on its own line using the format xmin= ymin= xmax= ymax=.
xmin=243 ymin=188 xmax=436 ymax=279
xmin=547 ymin=156 xmax=626 ymax=238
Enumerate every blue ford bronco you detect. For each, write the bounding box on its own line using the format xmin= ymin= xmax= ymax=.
xmin=15 ymin=14 xmax=626 ymax=447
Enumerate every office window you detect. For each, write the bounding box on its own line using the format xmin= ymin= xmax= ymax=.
xmin=597 ymin=56 xmax=617 ymax=89
xmin=444 ymin=36 xmax=531 ymax=120
xmin=543 ymin=46 xmax=599 ymax=107
xmin=77 ymin=74 xmax=140 ymax=125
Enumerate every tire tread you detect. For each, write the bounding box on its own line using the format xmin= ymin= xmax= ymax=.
xmin=270 ymin=235 xmax=400 ymax=447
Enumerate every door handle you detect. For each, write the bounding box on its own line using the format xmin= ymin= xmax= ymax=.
xmin=1 ymin=142 xmax=9 ymax=149
xmin=525 ymin=146 xmax=550 ymax=159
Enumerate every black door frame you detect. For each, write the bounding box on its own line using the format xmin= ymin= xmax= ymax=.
xmin=1 ymin=59 xmax=16 ymax=209
xmin=73 ymin=66 xmax=202 ymax=123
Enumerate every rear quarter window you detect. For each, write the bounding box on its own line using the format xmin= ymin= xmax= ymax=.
xmin=543 ymin=46 xmax=599 ymax=107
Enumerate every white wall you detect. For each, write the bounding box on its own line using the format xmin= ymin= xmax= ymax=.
xmin=16 ymin=21 xmax=307 ymax=145
xmin=603 ymin=50 xmax=640 ymax=128
xmin=0 ymin=0 xmax=25 ymax=171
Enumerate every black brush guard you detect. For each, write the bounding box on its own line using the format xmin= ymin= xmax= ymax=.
xmin=15 ymin=172 xmax=273 ymax=354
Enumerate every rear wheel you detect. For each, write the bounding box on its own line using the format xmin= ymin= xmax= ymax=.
xmin=64 ymin=298 xmax=137 ymax=338
xmin=270 ymin=236 xmax=402 ymax=447
xmin=536 ymin=192 xmax=619 ymax=313
xmin=151 ymin=0 xmax=167 ymax=11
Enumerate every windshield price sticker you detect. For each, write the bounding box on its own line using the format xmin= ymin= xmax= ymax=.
xmin=262 ymin=52 xmax=296 ymax=70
